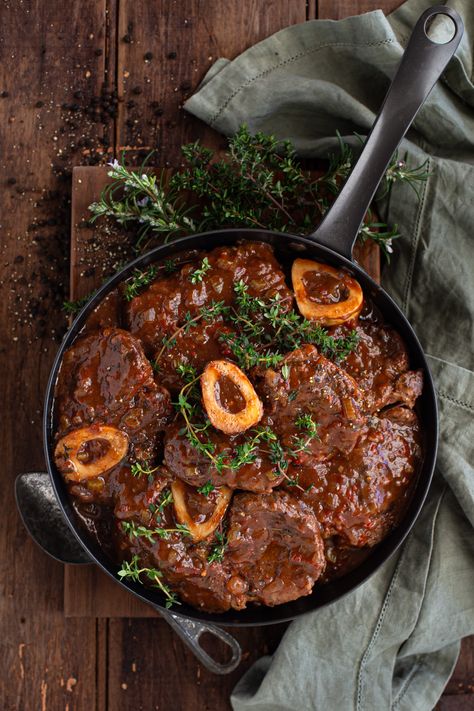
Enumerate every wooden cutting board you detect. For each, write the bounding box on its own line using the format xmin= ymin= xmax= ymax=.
xmin=65 ymin=164 xmax=381 ymax=617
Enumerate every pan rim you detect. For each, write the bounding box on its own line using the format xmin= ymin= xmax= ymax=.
xmin=43 ymin=227 xmax=438 ymax=626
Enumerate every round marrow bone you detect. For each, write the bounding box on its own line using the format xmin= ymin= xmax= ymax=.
xmin=292 ymin=258 xmax=363 ymax=326
xmin=171 ymin=479 xmax=232 ymax=542
xmin=201 ymin=359 xmax=263 ymax=434
xmin=55 ymin=425 xmax=129 ymax=481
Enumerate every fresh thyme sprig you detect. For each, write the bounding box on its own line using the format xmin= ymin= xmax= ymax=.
xmin=189 ymin=257 xmax=211 ymax=284
xmin=63 ymin=293 xmax=93 ymax=315
xmin=220 ymin=281 xmax=359 ymax=368
xmin=124 ymin=266 xmax=158 ymax=301
xmin=121 ymin=520 xmax=191 ymax=542
xmin=207 ymin=531 xmax=228 ymax=564
xmin=117 ymin=554 xmax=179 ymax=608
xmin=173 ymin=363 xmax=318 ymax=489
xmin=148 ymin=488 xmax=174 ymax=522
xmin=197 ymin=481 xmax=215 ymax=496
xmin=89 ymin=126 xmax=429 ymax=259
xmin=154 ymin=300 xmax=229 ymax=367
xmin=130 ymin=461 xmax=162 ymax=485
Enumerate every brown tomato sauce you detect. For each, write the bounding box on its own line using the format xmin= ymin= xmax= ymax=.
xmin=53 ymin=242 xmax=423 ymax=612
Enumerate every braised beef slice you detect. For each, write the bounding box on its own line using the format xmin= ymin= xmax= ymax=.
xmin=55 ymin=327 xmax=171 ymax=463
xmin=126 ymin=242 xmax=293 ymax=391
xmin=260 ymin=344 xmax=367 ymax=462
xmin=293 ymin=406 xmax=421 ymax=546
xmin=163 ymin=419 xmax=284 ymax=492
xmin=332 ymin=315 xmax=423 ymax=412
xmin=226 ymin=491 xmax=325 ymax=606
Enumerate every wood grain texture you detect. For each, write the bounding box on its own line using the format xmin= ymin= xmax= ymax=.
xmin=67 ymin=163 xmax=380 ymax=618
xmin=107 ymin=618 xmax=287 ymax=711
xmin=318 ymin=0 xmax=405 ymax=19
xmin=1 ymin=0 xmax=472 ymax=709
xmin=115 ymin=0 xmax=308 ymax=165
xmin=0 ymin=2 xmax=113 ymax=709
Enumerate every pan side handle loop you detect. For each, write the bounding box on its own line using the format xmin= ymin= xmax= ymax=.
xmin=160 ymin=608 xmax=242 ymax=675
xmin=309 ymin=5 xmax=463 ymax=260
xmin=16 ymin=473 xmax=242 ymax=674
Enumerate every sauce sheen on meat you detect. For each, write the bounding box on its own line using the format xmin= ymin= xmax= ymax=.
xmin=53 ymin=243 xmax=423 ymax=613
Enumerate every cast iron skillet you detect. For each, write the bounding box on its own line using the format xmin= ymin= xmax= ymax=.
xmin=21 ymin=6 xmax=463 ymax=673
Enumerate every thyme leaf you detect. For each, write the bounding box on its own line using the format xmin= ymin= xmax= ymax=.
xmin=124 ymin=266 xmax=157 ymax=301
xmin=207 ymin=531 xmax=228 ymax=564
xmin=117 ymin=554 xmax=180 ymax=608
xmin=89 ymin=127 xmax=428 ymax=259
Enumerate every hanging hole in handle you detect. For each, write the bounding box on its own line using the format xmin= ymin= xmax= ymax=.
xmin=424 ymin=13 xmax=457 ymax=44
xmin=199 ymin=631 xmax=234 ymax=664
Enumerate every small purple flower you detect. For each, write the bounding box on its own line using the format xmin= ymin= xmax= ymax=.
xmin=137 ymin=196 xmax=150 ymax=207
xmin=108 ymin=158 xmax=120 ymax=169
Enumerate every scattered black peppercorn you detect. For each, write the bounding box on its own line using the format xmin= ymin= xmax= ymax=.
xmin=35 ymin=100 xmax=44 ymax=108
xmin=132 ymin=86 xmax=142 ymax=95
xmin=122 ymin=34 xmax=132 ymax=43
xmin=167 ymin=51 xmax=177 ymax=59
xmin=7 ymin=177 xmax=16 ymax=185
xmin=73 ymin=89 xmax=83 ymax=99
xmin=1 ymin=90 xmax=9 ymax=97
xmin=126 ymin=100 xmax=136 ymax=109
xmin=94 ymin=48 xmax=103 ymax=56
xmin=144 ymin=51 xmax=153 ymax=60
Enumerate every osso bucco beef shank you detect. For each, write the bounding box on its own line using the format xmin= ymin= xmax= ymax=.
xmin=54 ymin=243 xmax=423 ymax=612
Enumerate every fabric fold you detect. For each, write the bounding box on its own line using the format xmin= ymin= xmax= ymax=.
xmin=184 ymin=0 xmax=474 ymax=708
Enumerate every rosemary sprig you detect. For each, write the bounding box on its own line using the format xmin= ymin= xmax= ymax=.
xmin=89 ymin=126 xmax=429 ymax=259
xmin=117 ymin=554 xmax=179 ymax=608
xmin=89 ymin=159 xmax=195 ymax=251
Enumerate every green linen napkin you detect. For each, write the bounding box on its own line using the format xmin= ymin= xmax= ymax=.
xmin=185 ymin=1 xmax=474 ymax=709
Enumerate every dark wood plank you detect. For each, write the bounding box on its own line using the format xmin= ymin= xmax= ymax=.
xmin=318 ymin=0 xmax=405 ymax=19
xmin=0 ymin=1 xmax=115 ymax=709
xmin=442 ymin=637 xmax=474 ymax=696
xmin=115 ymin=0 xmax=309 ymax=165
xmin=437 ymin=697 xmax=474 ymax=711
xmin=107 ymin=618 xmax=287 ymax=711
xmin=68 ymin=164 xmax=379 ymax=618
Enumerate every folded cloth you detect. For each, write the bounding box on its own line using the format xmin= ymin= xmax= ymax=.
xmin=185 ymin=1 xmax=474 ymax=709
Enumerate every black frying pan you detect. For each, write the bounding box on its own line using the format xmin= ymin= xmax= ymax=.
xmin=19 ymin=6 xmax=462 ymax=673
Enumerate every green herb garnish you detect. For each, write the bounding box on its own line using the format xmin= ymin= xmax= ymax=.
xmin=189 ymin=257 xmax=211 ymax=284
xmin=122 ymin=520 xmax=191 ymax=542
xmin=130 ymin=461 xmax=160 ymax=480
xmin=117 ymin=554 xmax=179 ymax=608
xmin=207 ymin=531 xmax=228 ymax=564
xmin=124 ymin=266 xmax=157 ymax=301
xmin=197 ymin=481 xmax=215 ymax=496
xmin=90 ymin=126 xmax=429 ymax=259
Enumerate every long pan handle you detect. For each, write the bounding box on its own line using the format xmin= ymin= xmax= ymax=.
xmin=311 ymin=5 xmax=463 ymax=260
xmin=15 ymin=472 xmax=242 ymax=675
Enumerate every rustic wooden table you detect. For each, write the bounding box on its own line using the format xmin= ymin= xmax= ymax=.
xmin=1 ymin=1 xmax=472 ymax=709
